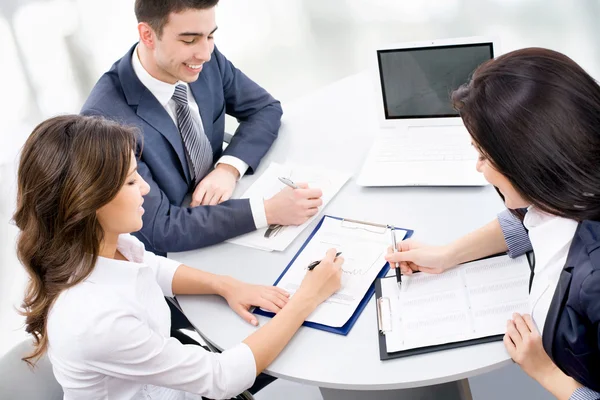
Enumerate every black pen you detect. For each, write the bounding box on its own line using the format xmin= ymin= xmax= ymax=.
xmin=389 ymin=226 xmax=402 ymax=287
xmin=307 ymin=252 xmax=342 ymax=270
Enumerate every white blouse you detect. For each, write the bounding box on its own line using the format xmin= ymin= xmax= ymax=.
xmin=47 ymin=234 xmax=256 ymax=400
xmin=524 ymin=207 xmax=578 ymax=332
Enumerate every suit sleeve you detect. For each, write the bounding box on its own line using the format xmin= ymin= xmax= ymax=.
xmin=214 ymin=46 xmax=283 ymax=173
xmin=81 ymin=107 xmax=257 ymax=253
xmin=497 ymin=209 xmax=533 ymax=258
xmin=134 ymin=157 xmax=257 ymax=253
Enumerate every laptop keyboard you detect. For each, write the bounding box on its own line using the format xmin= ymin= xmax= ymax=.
xmin=357 ymin=125 xmax=488 ymax=186
xmin=371 ymin=128 xmax=477 ymax=163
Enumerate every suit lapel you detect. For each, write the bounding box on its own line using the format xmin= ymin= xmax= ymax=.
xmin=117 ymin=44 xmax=191 ymax=184
xmin=189 ymin=71 xmax=213 ymax=144
xmin=136 ymin=92 xmax=192 ymax=183
xmin=542 ymin=267 xmax=572 ymax=355
xmin=529 ymin=275 xmax=550 ymax=315
xmin=541 ymin=229 xmax=582 ymax=358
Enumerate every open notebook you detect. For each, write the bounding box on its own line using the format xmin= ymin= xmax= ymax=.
xmin=376 ymin=254 xmax=531 ymax=359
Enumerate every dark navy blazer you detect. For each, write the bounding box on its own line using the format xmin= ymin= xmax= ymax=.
xmin=81 ymin=44 xmax=282 ymax=254
xmin=542 ymin=219 xmax=600 ymax=391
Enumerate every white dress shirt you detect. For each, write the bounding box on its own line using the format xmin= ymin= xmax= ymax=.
xmin=131 ymin=47 xmax=268 ymax=229
xmin=524 ymin=207 xmax=578 ymax=332
xmin=47 ymin=234 xmax=256 ymax=400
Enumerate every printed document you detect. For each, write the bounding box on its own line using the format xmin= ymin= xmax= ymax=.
xmin=273 ymin=216 xmax=407 ymax=327
xmin=227 ymin=163 xmax=350 ymax=251
xmin=381 ymin=254 xmax=531 ymax=352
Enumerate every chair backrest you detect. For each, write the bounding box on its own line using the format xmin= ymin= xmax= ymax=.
xmin=0 ymin=339 xmax=63 ymax=400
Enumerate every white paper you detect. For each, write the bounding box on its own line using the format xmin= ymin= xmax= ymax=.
xmin=383 ymin=254 xmax=531 ymax=353
xmin=227 ymin=162 xmax=351 ymax=251
xmin=274 ymin=216 xmax=407 ymax=327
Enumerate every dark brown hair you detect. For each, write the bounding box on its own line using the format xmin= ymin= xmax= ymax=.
xmin=134 ymin=0 xmax=219 ymax=38
xmin=14 ymin=115 xmax=137 ymax=366
xmin=452 ymin=48 xmax=600 ymax=221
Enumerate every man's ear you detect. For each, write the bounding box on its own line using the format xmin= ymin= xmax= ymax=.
xmin=138 ymin=22 xmax=157 ymax=49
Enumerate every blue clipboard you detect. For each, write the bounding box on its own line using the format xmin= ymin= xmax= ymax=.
xmin=253 ymin=215 xmax=414 ymax=335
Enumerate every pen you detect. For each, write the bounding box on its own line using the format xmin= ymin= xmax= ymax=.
xmin=278 ymin=176 xmax=299 ymax=189
xmin=389 ymin=226 xmax=402 ymax=287
xmin=307 ymin=252 xmax=342 ymax=270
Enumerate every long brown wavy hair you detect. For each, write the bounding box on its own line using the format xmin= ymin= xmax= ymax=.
xmin=13 ymin=115 xmax=138 ymax=366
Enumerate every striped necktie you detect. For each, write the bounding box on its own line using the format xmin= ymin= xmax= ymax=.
xmin=172 ymin=84 xmax=213 ymax=185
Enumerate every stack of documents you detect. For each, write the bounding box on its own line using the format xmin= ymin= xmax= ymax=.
xmin=227 ymin=162 xmax=350 ymax=251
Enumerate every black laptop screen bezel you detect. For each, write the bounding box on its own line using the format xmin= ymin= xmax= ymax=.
xmin=377 ymin=42 xmax=494 ymax=120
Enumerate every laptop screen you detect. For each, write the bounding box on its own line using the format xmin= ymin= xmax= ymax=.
xmin=377 ymin=43 xmax=494 ymax=119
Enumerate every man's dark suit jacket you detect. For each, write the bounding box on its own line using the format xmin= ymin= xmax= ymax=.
xmin=82 ymin=44 xmax=282 ymax=255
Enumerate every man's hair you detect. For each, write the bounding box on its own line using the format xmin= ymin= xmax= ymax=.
xmin=135 ymin=0 xmax=219 ymax=38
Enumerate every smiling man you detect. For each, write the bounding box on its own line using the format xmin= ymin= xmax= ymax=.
xmin=81 ymin=0 xmax=323 ymax=255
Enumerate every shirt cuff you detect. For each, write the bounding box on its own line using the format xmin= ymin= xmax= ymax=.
xmin=570 ymin=387 xmax=600 ymax=400
xmin=497 ymin=209 xmax=533 ymax=258
xmin=156 ymin=257 xmax=182 ymax=297
xmin=216 ymin=156 xmax=249 ymax=180
xmin=249 ymin=196 xmax=268 ymax=229
xmin=218 ymin=343 xmax=257 ymax=397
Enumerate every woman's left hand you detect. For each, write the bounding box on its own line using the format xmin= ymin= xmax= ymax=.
xmin=221 ymin=278 xmax=290 ymax=326
xmin=504 ymin=313 xmax=557 ymax=381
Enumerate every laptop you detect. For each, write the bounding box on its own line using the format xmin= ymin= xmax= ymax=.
xmin=357 ymin=37 xmax=496 ymax=187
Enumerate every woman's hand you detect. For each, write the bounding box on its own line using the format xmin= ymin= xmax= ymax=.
xmin=240 ymin=249 xmax=343 ymax=375
xmin=220 ymin=277 xmax=290 ymax=326
xmin=384 ymin=239 xmax=456 ymax=275
xmin=504 ymin=313 xmax=585 ymax=400
xmin=295 ymin=248 xmax=344 ymax=307
xmin=504 ymin=313 xmax=556 ymax=380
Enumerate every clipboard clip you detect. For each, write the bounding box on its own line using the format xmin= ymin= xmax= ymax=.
xmin=376 ymin=296 xmax=392 ymax=334
xmin=341 ymin=218 xmax=390 ymax=234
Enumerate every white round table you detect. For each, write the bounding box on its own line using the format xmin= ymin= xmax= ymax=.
xmin=170 ymin=72 xmax=510 ymax=400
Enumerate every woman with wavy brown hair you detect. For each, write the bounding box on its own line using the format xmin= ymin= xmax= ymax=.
xmin=14 ymin=114 xmax=343 ymax=400
xmin=385 ymin=48 xmax=600 ymax=399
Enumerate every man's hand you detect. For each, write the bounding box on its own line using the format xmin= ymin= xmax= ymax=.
xmin=263 ymin=183 xmax=323 ymax=226
xmin=219 ymin=277 xmax=290 ymax=326
xmin=191 ymin=164 xmax=239 ymax=207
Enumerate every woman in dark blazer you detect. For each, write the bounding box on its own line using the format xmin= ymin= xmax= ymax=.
xmin=385 ymin=48 xmax=600 ymax=399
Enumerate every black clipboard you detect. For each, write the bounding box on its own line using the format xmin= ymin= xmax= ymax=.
xmin=375 ymin=277 xmax=504 ymax=360
xmin=374 ymin=251 xmax=534 ymax=360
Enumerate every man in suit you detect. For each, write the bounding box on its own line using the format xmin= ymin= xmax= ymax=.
xmin=81 ymin=0 xmax=323 ymax=256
